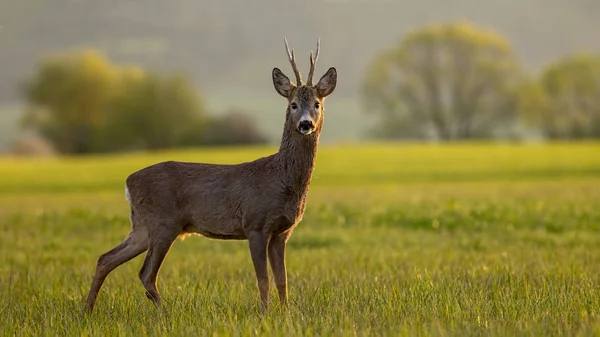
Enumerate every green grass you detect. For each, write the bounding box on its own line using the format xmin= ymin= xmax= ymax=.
xmin=1 ymin=142 xmax=600 ymax=336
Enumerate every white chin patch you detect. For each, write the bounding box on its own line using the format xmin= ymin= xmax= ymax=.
xmin=298 ymin=114 xmax=314 ymax=135
xmin=125 ymin=186 xmax=131 ymax=203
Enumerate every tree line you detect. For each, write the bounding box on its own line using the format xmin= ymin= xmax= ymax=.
xmin=20 ymin=20 xmax=600 ymax=154
xmin=21 ymin=50 xmax=267 ymax=154
xmin=362 ymin=21 xmax=600 ymax=141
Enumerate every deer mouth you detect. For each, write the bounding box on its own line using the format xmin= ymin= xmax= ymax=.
xmin=298 ymin=120 xmax=315 ymax=135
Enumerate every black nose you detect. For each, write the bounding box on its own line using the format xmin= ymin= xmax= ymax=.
xmin=298 ymin=120 xmax=314 ymax=132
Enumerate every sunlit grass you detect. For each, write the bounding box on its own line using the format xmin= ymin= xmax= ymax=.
xmin=1 ymin=142 xmax=600 ymax=336
xmin=1 ymin=141 xmax=599 ymax=194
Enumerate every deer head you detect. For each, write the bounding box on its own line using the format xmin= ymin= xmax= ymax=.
xmin=272 ymin=38 xmax=337 ymax=136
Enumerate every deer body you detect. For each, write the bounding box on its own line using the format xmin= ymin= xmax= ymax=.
xmin=85 ymin=38 xmax=337 ymax=313
xmin=126 ymin=138 xmax=316 ymax=241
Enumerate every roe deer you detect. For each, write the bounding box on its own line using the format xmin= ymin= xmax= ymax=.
xmin=84 ymin=38 xmax=337 ymax=313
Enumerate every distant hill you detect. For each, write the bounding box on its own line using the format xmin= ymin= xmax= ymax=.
xmin=1 ymin=0 xmax=599 ymax=147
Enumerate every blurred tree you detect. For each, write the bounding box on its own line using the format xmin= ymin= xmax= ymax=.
xmin=102 ymin=69 xmax=208 ymax=151
xmin=22 ymin=48 xmax=270 ymax=153
xmin=361 ymin=21 xmax=524 ymax=140
xmin=196 ymin=108 xmax=269 ymax=147
xmin=524 ymin=53 xmax=600 ymax=139
xmin=22 ymin=50 xmax=119 ymax=153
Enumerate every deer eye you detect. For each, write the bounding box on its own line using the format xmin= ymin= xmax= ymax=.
xmin=314 ymin=102 xmax=320 ymax=109
xmin=290 ymin=103 xmax=298 ymax=110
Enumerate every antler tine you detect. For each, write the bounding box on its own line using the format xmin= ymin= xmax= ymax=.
xmin=307 ymin=38 xmax=321 ymax=86
xmin=284 ymin=37 xmax=302 ymax=86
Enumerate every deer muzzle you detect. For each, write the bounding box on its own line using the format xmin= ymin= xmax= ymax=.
xmin=298 ymin=120 xmax=315 ymax=135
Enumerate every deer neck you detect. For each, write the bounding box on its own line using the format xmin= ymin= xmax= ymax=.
xmin=276 ymin=117 xmax=320 ymax=195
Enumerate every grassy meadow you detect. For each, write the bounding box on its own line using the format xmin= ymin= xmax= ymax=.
xmin=1 ymin=142 xmax=600 ymax=336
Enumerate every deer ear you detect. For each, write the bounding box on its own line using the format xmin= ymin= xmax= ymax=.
xmin=272 ymin=68 xmax=295 ymax=98
xmin=316 ymin=67 xmax=337 ymax=98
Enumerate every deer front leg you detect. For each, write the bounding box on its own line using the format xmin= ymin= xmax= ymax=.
xmin=248 ymin=230 xmax=269 ymax=312
xmin=268 ymin=234 xmax=288 ymax=306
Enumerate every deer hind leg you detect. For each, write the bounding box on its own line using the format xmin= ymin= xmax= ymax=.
xmin=85 ymin=210 xmax=149 ymax=313
xmin=138 ymin=226 xmax=179 ymax=307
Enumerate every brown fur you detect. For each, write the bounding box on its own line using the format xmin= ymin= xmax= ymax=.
xmin=84 ymin=39 xmax=337 ymax=314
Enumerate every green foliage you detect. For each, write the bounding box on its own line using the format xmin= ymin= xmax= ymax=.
xmin=526 ymin=53 xmax=600 ymax=139
xmin=21 ymin=49 xmax=266 ymax=154
xmin=362 ymin=21 xmax=524 ymax=140
xmin=199 ymin=109 xmax=269 ymax=146
xmin=1 ymin=143 xmax=600 ymax=335
xmin=22 ymin=50 xmax=119 ymax=153
xmin=102 ymin=69 xmax=208 ymax=151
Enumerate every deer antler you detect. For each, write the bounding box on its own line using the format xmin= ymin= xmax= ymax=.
xmin=284 ymin=37 xmax=303 ymax=86
xmin=307 ymin=39 xmax=320 ymax=86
